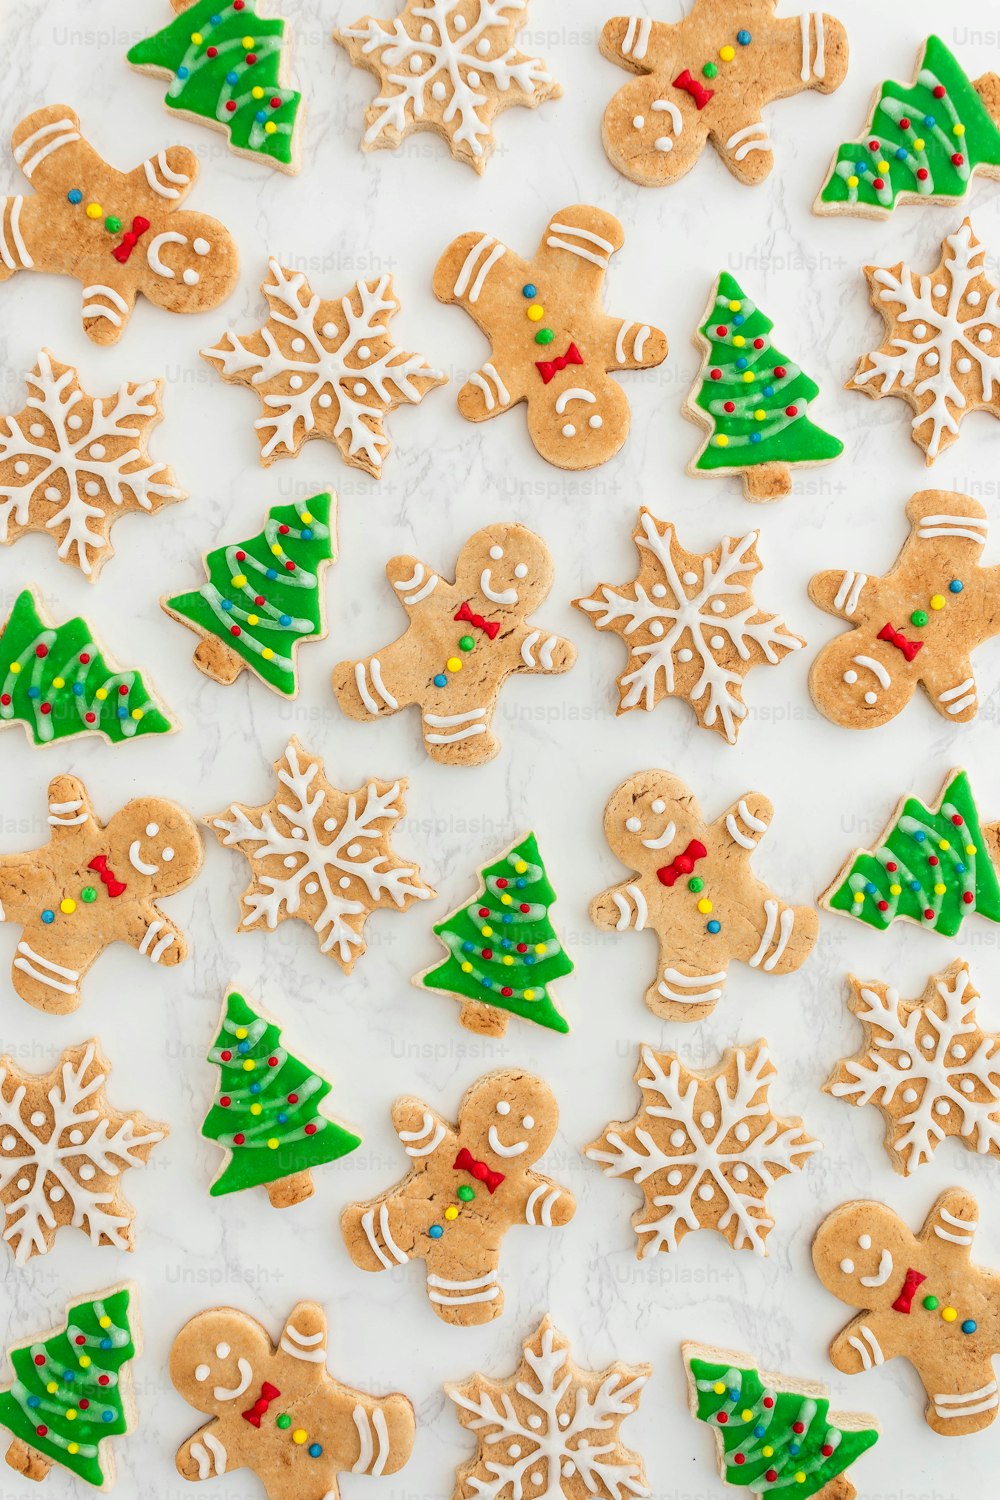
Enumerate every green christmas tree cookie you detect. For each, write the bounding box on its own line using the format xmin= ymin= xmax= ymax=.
xmin=203 ymin=990 xmax=361 ymax=1208
xmin=685 ymin=272 xmax=843 ymax=501
xmin=415 ymin=832 xmax=573 ymax=1036
xmin=684 ymin=1343 xmax=879 ymax=1499
xmin=821 ymin=768 xmax=1000 ymax=937
xmin=815 ymin=35 xmax=1000 ymax=218
xmin=0 ymin=1285 xmax=139 ymax=1490
xmin=0 ymin=588 xmax=173 ymax=747
xmin=127 ymin=0 xmax=304 ymax=172
xmin=162 ymin=493 xmax=334 ymax=697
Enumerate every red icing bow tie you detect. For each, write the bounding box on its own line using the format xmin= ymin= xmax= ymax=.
xmin=455 ymin=600 xmax=500 ymax=639
xmin=242 ymin=1381 xmax=281 ymax=1427
xmin=892 ymin=1267 xmax=927 ymax=1314
xmin=454 ymin=1147 xmax=505 ymax=1193
xmin=535 ymin=342 xmax=583 ymax=385
xmin=87 ymin=854 xmax=126 ymax=898
xmin=877 ymin=621 xmax=923 ymax=663
xmin=656 ymin=839 xmax=707 ymax=888
xmin=112 ymin=216 xmax=151 ymax=265
xmin=673 ymin=69 xmax=714 ymax=109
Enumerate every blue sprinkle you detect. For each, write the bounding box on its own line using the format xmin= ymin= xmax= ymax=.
xmin=73 ymin=682 xmax=84 ymax=695
xmin=256 ymin=111 xmax=266 ymax=123
xmin=736 ymin=356 xmax=748 ymax=370
xmin=482 ymin=978 xmax=493 ymax=989
xmin=177 ymin=66 xmax=190 ymax=80
xmin=27 ymin=686 xmax=39 ymax=699
xmin=896 ymin=147 xmax=907 ymax=160
xmin=462 ymin=941 xmax=473 ymax=953
xmin=249 ymin=1082 xmax=260 ymax=1095
xmin=855 ymin=159 xmax=868 ymax=174
xmin=501 ymin=939 xmax=511 ymax=949
xmin=277 ymin=1113 xmax=288 ymax=1124
xmin=226 ymin=71 xmax=239 ymax=84
xmin=279 ymin=614 xmax=292 ymax=626
xmin=914 ymin=830 xmax=927 ymax=842
xmin=790 ymin=1444 xmax=800 ymax=1457
xmin=950 ymin=579 xmax=963 ymax=593
xmin=924 ymin=115 xmax=935 ymax=127
xmin=864 ymin=881 xmax=877 ymax=895
xmin=763 ymin=385 xmax=774 ymax=397
xmin=117 ymin=707 xmax=128 ymax=719
xmin=515 ymin=878 xmax=526 ymax=887
xmin=100 ymin=1339 xmax=112 ymax=1351
xmin=909 ymin=879 xmax=921 ymax=891
xmin=962 ymin=1319 xmax=977 ymax=1334
xmin=522 ymin=284 xmax=536 ymax=298
xmin=433 ymin=673 xmax=447 ymax=687
xmin=309 ymin=1443 xmax=323 ymax=1457
xmin=221 ymin=598 xmax=233 ymax=611
xmin=211 ymin=14 xmax=222 ymax=23
xmin=238 ymin=1041 xmax=250 ymax=1054
xmin=502 ymin=914 xmax=512 ymax=925
xmin=301 ymin=528 xmax=313 ymax=540
xmin=266 ymin=568 xmax=277 ymax=580
xmin=750 ymin=432 xmax=762 ymax=444
xmin=525 ymin=955 xmax=535 ymax=965
xmin=956 ymin=863 xmax=967 ymax=874
xmin=42 ymin=910 xmax=54 ymax=924
xmin=63 ymin=1371 xmax=73 ymax=1382
xmin=753 ymin=1425 xmax=765 ymax=1438
xmin=728 ymin=1388 xmax=740 ymax=1401
xmin=737 ymin=29 xmax=751 ymax=44
xmin=734 ymin=314 xmax=745 ymax=327
xmin=27 ymin=1396 xmax=40 ymax=1409
xmin=707 ymin=919 xmax=721 ymax=934
xmin=68 ymin=188 xmax=82 ymax=204
xmin=428 ymin=1224 xmax=443 ymax=1239
xmin=102 ymin=1410 xmax=115 ymax=1422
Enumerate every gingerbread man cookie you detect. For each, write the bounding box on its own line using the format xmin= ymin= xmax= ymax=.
xmin=342 ymin=1070 xmax=575 ymax=1326
xmin=433 ymin=205 xmax=667 ymax=470
xmin=813 ymin=1188 xmax=1000 ymax=1437
xmin=592 ymin=770 xmax=817 ymax=1020
xmin=0 ymin=774 xmax=202 ymax=1015
xmin=332 ymin=524 xmax=575 ymax=767
xmin=0 ymin=104 xmax=238 ymax=345
xmin=809 ymin=490 xmax=1000 ymax=730
xmin=171 ymin=1302 xmax=415 ymax=1499
xmin=600 ymin=2 xmax=847 ymax=189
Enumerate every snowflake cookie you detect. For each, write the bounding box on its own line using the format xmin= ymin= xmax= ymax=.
xmin=332 ymin=523 xmax=575 ymax=767
xmin=809 ymin=489 xmax=1000 ymax=730
xmin=0 ymin=1040 xmax=166 ymax=1266
xmin=342 ymin=1070 xmax=574 ymax=1326
xmin=576 ymin=508 xmax=804 ymax=744
xmin=826 ymin=959 xmax=1000 ymax=1176
xmin=0 ymin=774 xmax=202 ymax=1015
xmin=0 ymin=349 xmax=185 ymax=579
xmin=600 ymin=2 xmax=848 ymax=189
xmin=447 ymin=1316 xmax=650 ymax=1500
xmin=592 ymin=770 xmax=818 ymax=1020
xmin=335 ymin=0 xmax=561 ymax=173
xmin=207 ymin=737 xmax=435 ymax=973
xmin=433 ymin=204 xmax=667 ymax=470
xmin=171 ymin=1302 xmax=415 ymax=1498
xmin=588 ymin=1042 xmax=818 ymax=1258
xmin=813 ymin=1188 xmax=1000 ymax=1436
xmin=0 ymin=103 xmax=238 ymax=344
xmin=848 ymin=219 xmax=1000 ymax=463
xmin=203 ymin=258 xmax=445 ymax=478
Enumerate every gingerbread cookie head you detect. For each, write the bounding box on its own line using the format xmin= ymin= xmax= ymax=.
xmin=170 ymin=1308 xmax=274 ymax=1418
xmin=106 ymin=798 xmax=202 ymax=897
xmin=813 ymin=1200 xmax=918 ymax=1315
xmin=602 ymin=769 xmax=698 ymax=873
xmin=460 ymin=1071 xmax=559 ymax=1168
xmin=454 ymin=524 xmax=555 ymax=621
xmin=809 ymin=630 xmax=916 ymax=729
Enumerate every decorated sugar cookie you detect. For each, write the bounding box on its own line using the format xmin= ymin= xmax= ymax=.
xmin=335 ymin=0 xmax=561 ymax=173
xmin=600 ymin=2 xmax=847 ymax=188
xmin=815 ymin=36 xmax=1000 ymax=218
xmin=342 ymin=1070 xmax=574 ymax=1326
xmin=0 ymin=1285 xmax=139 ymax=1489
xmin=432 ymin=204 xmax=667 ymax=470
xmin=127 ymin=0 xmax=304 ymax=173
xmin=813 ymin=1189 xmax=1000 ymax=1436
xmin=592 ymin=770 xmax=817 ymax=1019
xmin=0 ymin=774 xmax=202 ymax=1015
xmin=0 ymin=104 xmax=238 ymax=343
xmin=171 ymin=1302 xmax=414 ymax=1497
xmin=162 ymin=493 xmax=335 ymax=697
xmin=0 ymin=349 xmax=185 ymax=579
xmin=587 ymin=1041 xmax=818 ymax=1257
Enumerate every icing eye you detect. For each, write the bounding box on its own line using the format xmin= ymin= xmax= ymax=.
xmin=193 ymin=238 xmax=210 ymax=255
xmin=146 ymin=823 xmax=159 ymax=836
xmin=216 ymin=1343 xmax=230 ymax=1359
xmin=843 ymin=670 xmax=858 ymax=684
xmin=162 ymin=847 xmax=175 ymax=861
xmin=514 ymin=563 xmax=528 ymax=578
xmin=496 ymin=1100 xmax=510 ymax=1115
xmin=840 ymin=1259 xmax=854 ymax=1274
xmin=522 ymin=1115 xmax=534 ymax=1129
xmin=858 ymin=1234 xmax=872 ymax=1250
xmin=183 ymin=269 xmax=200 ymax=286
xmin=651 ymin=799 xmax=666 ymax=814
xmin=195 ymin=1364 xmax=210 ymax=1382
xmin=625 ymin=816 xmax=641 ymax=832
xmin=489 ymin=545 xmax=504 ymax=560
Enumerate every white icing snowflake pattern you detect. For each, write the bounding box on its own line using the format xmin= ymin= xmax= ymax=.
xmin=0 ymin=1040 xmax=166 ymax=1266
xmin=577 ymin=509 xmax=803 ymax=744
xmin=209 ymin=738 xmax=434 ymax=971
xmin=851 ymin=219 xmax=1000 ymax=460
xmin=336 ymin=0 xmax=561 ymax=172
xmin=827 ymin=962 xmax=1000 ymax=1174
xmin=587 ymin=1042 xmax=818 ymax=1257
xmin=203 ymin=259 xmax=445 ymax=478
xmin=0 ymin=348 xmax=184 ymax=578
xmin=447 ymin=1316 xmax=650 ymax=1500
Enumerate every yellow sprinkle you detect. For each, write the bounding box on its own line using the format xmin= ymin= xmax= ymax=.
xmin=503 ymin=955 xmax=514 ymax=966
xmin=66 ymin=1410 xmax=76 ymax=1421
xmin=267 ymin=1138 xmax=280 ymax=1149
xmin=853 ymin=891 xmax=865 ymax=904
xmin=847 ymin=174 xmax=859 ymax=188
xmin=913 ymin=138 xmax=925 ymax=151
xmin=934 ymin=883 xmax=946 ymax=895
xmin=732 ymin=334 xmax=745 ymax=348
xmin=447 ymin=657 xmax=462 ymax=672
xmin=942 ymin=1306 xmax=957 ymax=1322
xmin=481 ymin=925 xmax=493 ymax=938
xmin=954 ymin=123 xmax=966 ymax=136
xmin=231 ymin=573 xmax=247 ymax=588
xmin=534 ymin=943 xmax=546 ymax=954
xmin=96 ymin=687 xmax=107 ymax=700
xmin=243 ymin=1060 xmax=255 ymax=1072
xmin=715 ymin=434 xmax=729 ymax=447
xmin=52 ymin=676 xmax=65 ymax=689
xmin=967 ymin=844 xmax=978 ymax=855
xmin=719 ymin=44 xmax=735 ymax=61
xmin=191 ymin=31 xmax=203 ymax=44
xmin=46 ymin=1382 xmax=57 ymax=1394
xmin=877 ymin=160 xmax=890 ymax=173
xmin=264 ymin=122 xmax=277 ymax=135
xmin=713 ymin=1383 xmax=726 ymax=1396
xmin=242 ymin=34 xmax=255 ymax=48
xmin=939 ymin=839 xmax=951 ymax=850
xmin=754 ymin=409 xmax=766 ymax=421
xmin=262 ymin=648 xmax=274 ymax=660
xmin=795 ymin=1476 xmax=806 ymax=1486
xmin=9 ymin=662 xmax=20 ymax=674
xmin=727 ymin=300 xmax=741 ymax=312
xmin=86 ymin=203 xmax=102 ymax=219
xmin=697 ymin=898 xmax=713 ymax=914
xmin=99 ymin=1317 xmax=111 ymax=1329
xmin=762 ymin=1446 xmax=773 ymax=1458
xmin=236 ymin=1027 xmax=248 ymax=1039
xmin=60 ymin=899 xmax=76 ymax=914
xmin=461 ymin=961 xmax=472 ymax=973
xmin=742 ymin=371 xmax=754 ymax=383
xmin=271 ymin=543 xmax=283 ymax=556
xmin=889 ymin=884 xmax=902 ymax=896
xmin=300 ymin=511 xmax=312 ymax=523
xmin=131 ymin=708 xmax=143 ymax=721
xmin=68 ymin=1443 xmax=79 ymax=1455
xmin=79 ymin=1356 xmax=91 ymax=1369
xmin=252 ymin=86 xmax=264 ymax=99
xmin=527 ymin=305 xmax=544 ymax=321
xmin=524 ymin=989 xmax=535 ymax=1000
xmin=501 ymin=893 xmax=512 ymax=905
xmin=444 ymin=1205 xmax=459 ymax=1220
xmin=741 ymin=1409 xmax=753 ymax=1422
xmin=930 ymin=594 xmax=946 ymax=610
xmin=514 ymin=861 xmax=527 ymax=873
xmin=247 ymin=614 xmax=259 ymax=626
xmin=250 ymin=1103 xmax=262 ymax=1116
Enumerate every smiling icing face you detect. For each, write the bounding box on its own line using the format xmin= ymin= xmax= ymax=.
xmin=463 ymin=1072 xmax=557 ymax=1166
xmin=814 ymin=1204 xmax=914 ymax=1310
xmin=458 ymin=526 xmax=552 ymax=616
xmin=531 ymin=375 xmax=629 ymax=468
xmin=109 ymin=798 xmax=201 ymax=893
xmin=170 ymin=1310 xmax=272 ymax=1415
xmin=607 ymin=772 xmax=689 ymax=866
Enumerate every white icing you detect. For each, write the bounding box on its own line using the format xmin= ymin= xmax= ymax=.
xmin=859 ymin=1248 xmax=894 ymax=1287
xmin=128 ymin=839 xmax=160 ymax=875
xmin=488 ymin=1124 xmax=529 ymax=1157
xmin=453 ymin=236 xmax=505 ymax=301
xmin=480 ymin=568 xmax=518 ymax=605
xmin=146 ymin=230 xmax=188 ymax=279
xmin=833 ymin=570 xmax=867 ymax=615
xmin=545 ymin=220 xmax=613 ymax=269
xmin=554 ymin=387 xmax=596 ymax=414
xmin=726 ymin=122 xmax=771 ymax=161
xmin=800 ymin=11 xmax=826 ymax=80
xmin=747 ymin=899 xmax=794 ymax=971
xmin=214 ymin=1357 xmax=253 ymax=1401
xmin=620 ymin=16 xmax=651 ymax=60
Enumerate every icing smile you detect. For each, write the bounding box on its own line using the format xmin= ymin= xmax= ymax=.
xmin=214 ymin=1356 xmax=253 ymax=1401
xmin=480 ymin=569 xmax=518 ymax=606
xmin=488 ymin=1125 xmax=529 ymax=1158
xmin=860 ymin=1248 xmax=894 ymax=1287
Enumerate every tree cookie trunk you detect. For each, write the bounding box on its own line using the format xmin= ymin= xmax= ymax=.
xmin=974 ymin=73 xmax=1000 ymax=128
xmin=266 ymin=1170 xmax=315 ymax=1209
xmin=817 ymin=1475 xmax=856 ymax=1500
xmin=742 ymin=462 xmax=791 ymax=501
xmin=6 ymin=1437 xmax=53 ymax=1483
xmin=193 ymin=635 xmax=246 ymax=685
xmin=459 ymin=999 xmax=508 ymax=1037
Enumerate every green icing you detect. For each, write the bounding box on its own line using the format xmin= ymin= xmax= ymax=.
xmin=203 ymin=990 xmax=361 ymax=1197
xmin=127 ymin=0 xmax=302 ymax=168
xmin=164 ymin=493 xmax=333 ymax=696
xmin=421 ymin=832 xmax=572 ymax=1034
xmin=688 ymin=1355 xmax=878 ymax=1498
xmin=819 ymin=35 xmax=1000 ymax=214
xmin=827 ymin=770 xmax=1000 ymax=936
xmin=0 ymin=590 xmax=172 ymax=746
xmin=0 ymin=1289 xmax=135 ymax=1488
xmin=692 ymin=272 xmax=843 ymax=476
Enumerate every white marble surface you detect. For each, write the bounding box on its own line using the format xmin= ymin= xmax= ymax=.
xmin=1 ymin=0 xmax=1000 ymax=1495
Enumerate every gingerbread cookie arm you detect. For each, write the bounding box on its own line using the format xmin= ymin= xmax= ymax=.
xmin=391 ymin=1096 xmax=456 ymax=1173
xmin=45 ymin=774 xmax=97 ymax=837
xmin=708 ymin=109 xmax=775 ymax=187
xmin=277 ymin=1301 xmax=328 ymax=1389
xmin=916 ymin=652 xmax=980 ymax=724
xmin=605 ymin=313 xmax=669 ymax=372
xmin=176 ymin=1419 xmax=232 ymax=1484
xmin=332 ymin=639 xmax=414 ymax=722
xmin=828 ymin=1312 xmax=899 ymax=1377
xmin=120 ymin=905 xmax=188 ymax=967
xmin=126 ymin=147 xmax=199 ymax=211
xmin=918 ymin=1187 xmax=980 ymax=1261
xmin=518 ymin=1168 xmax=576 ymax=1228
xmin=386 ymin=553 xmax=443 ymax=613
xmin=513 ymin=622 xmax=576 ymax=676
xmin=808 ymin=568 xmax=872 ymax=621
xmin=590 ymin=880 xmax=650 ymax=934
xmin=599 ymin=16 xmax=668 ymax=75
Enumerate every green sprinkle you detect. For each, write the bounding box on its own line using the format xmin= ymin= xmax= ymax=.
xmin=688 ymin=877 xmax=704 ymax=893
xmin=81 ymin=887 xmax=97 ymax=903
xmin=277 ymin=1414 xmax=292 ymax=1429
xmin=457 ymin=1185 xmax=475 ymax=1202
xmin=703 ymin=62 xmax=717 ymax=78
xmin=911 ymin=610 xmax=928 ymax=627
xmin=105 ymin=216 xmax=122 ymax=233
xmin=459 ymin=636 xmax=475 ymax=652
xmin=535 ymin=328 xmax=555 ymax=345
xmin=923 ymin=1295 xmax=939 ymax=1311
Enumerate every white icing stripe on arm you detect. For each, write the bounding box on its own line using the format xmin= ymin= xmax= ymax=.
xmin=525 ymin=1184 xmax=560 ymax=1225
xmin=203 ymin=1433 xmax=227 ymax=1474
xmin=621 ymin=15 xmax=651 ymax=59
xmin=379 ymin=1204 xmax=409 ymax=1264
xmin=833 ymin=570 xmax=867 ymax=615
xmin=361 ymin=1207 xmax=394 ymax=1268
xmin=764 ymin=908 xmax=794 ymax=970
xmin=352 ymin=1405 xmax=373 ymax=1472
xmin=917 ymin=515 xmax=988 ymax=543
xmin=847 ymin=1325 xmax=883 ymax=1370
xmin=279 ymin=1337 xmax=327 ymax=1362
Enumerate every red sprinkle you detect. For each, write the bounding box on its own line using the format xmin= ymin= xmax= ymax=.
xmin=285 ymin=560 xmax=295 ymax=571
xmin=270 ymin=98 xmax=282 ymax=108
xmin=928 ymin=855 xmax=939 ymax=867
xmin=35 ymin=644 xmax=48 ymax=659
xmin=917 ymin=167 xmax=929 ymax=180
xmin=710 ymin=368 xmax=722 ymax=381
xmin=34 ymin=1355 xmax=45 ymax=1366
xmin=877 ymin=900 xmax=889 ymax=912
xmin=792 ymin=1422 xmax=805 ymax=1434
xmin=963 ymin=891 xmax=975 ymax=904
xmin=785 ymin=405 xmax=798 ymax=417
xmin=207 ymin=45 xmax=218 ymax=57
xmin=230 ymin=625 xmax=241 ymax=636
xmin=497 ymin=877 xmax=508 ymax=888
xmin=773 ymin=366 xmax=787 ymax=378
xmin=519 ymin=903 xmax=529 ymax=912
xmin=766 ymin=1472 xmax=777 ymax=1484
xmin=36 ymin=1425 xmax=48 ymax=1436
xmin=245 ymin=52 xmax=257 ymax=63
xmin=220 ymin=1050 xmax=232 ymax=1061
xmin=482 ymin=949 xmax=493 ymax=961
xmin=924 ymin=908 xmax=935 ymax=920
xmin=934 ymin=85 xmax=946 ymax=98
xmin=304 ymin=1123 xmax=316 ymax=1135
xmin=872 ymin=178 xmax=885 ymax=190
xmin=79 ymin=652 xmax=91 ymax=664
xmin=501 ymin=986 xmax=512 ymax=997
xmin=763 ymin=1397 xmax=774 ymax=1408
xmin=118 ymin=683 xmax=129 ymax=695
xmin=952 ymin=815 xmax=964 ymax=826
xmin=715 ymin=326 xmax=728 ymax=338
xmin=234 ymin=0 xmax=245 ymax=8
xmin=868 ymin=138 xmax=879 ymax=151
xmin=734 ymin=1454 xmax=745 ymax=1466
xmin=753 ymin=338 xmax=764 ymax=349
xmin=287 ymin=1093 xmax=299 ymax=1104
xmin=821 ymin=1445 xmax=834 ymax=1457
xmin=85 ymin=712 xmax=96 ymax=723
xmin=255 ymin=595 xmax=265 ymax=606
xmin=886 ymin=862 xmax=898 ymax=873
xmin=40 ymin=702 xmax=51 ymax=715
xmin=226 ymin=100 xmax=237 ymax=112
xmin=717 ymin=1412 xmax=728 ymax=1424
xmin=900 ymin=117 xmax=910 ymax=129
xmin=233 ymin=1132 xmax=246 ymax=1145
xmin=219 ymin=1096 xmax=231 ymax=1107
xmin=279 ymin=524 xmax=290 ymax=535
xmin=79 ymin=1399 xmax=90 ymax=1410
xmin=267 ymin=1056 xmax=278 ymax=1067
xmin=236 ymin=550 xmax=247 ymax=561
xmin=724 ymin=401 xmax=736 ymax=413
xmin=98 ymin=1375 xmax=110 ymax=1386
xmin=0 ymin=695 xmax=8 ymax=707
xmin=952 ymin=153 xmax=965 ymax=166
xmin=75 ymin=1336 xmax=86 ymax=1346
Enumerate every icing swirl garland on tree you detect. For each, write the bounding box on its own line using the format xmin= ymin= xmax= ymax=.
xmin=0 ymin=103 xmax=239 ymax=344
xmin=815 ymin=35 xmax=1000 ymax=216
xmin=163 ymin=493 xmax=334 ymax=697
xmin=334 ymin=0 xmax=561 ymax=173
xmin=0 ymin=1286 xmax=139 ymax=1489
xmin=204 ymin=989 xmax=361 ymax=1209
xmin=127 ymin=0 xmax=304 ymax=172
xmin=685 ymin=273 xmax=842 ymax=500
xmin=684 ymin=1343 xmax=879 ymax=1500
xmin=416 ymin=832 xmax=573 ymax=1036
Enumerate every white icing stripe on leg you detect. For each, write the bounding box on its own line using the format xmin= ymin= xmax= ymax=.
xmin=285 ymin=1324 xmax=325 ymax=1346
xmin=545 ymin=229 xmax=611 ymax=269
xmin=621 ymin=15 xmax=651 ymax=59
xmin=424 ymin=708 xmax=487 ymax=744
xmin=379 ymin=1204 xmax=408 ymax=1264
xmin=469 ymin=361 xmax=511 ymax=413
xmin=749 ymin=900 xmax=777 ymax=967
xmin=361 ymin=1207 xmax=394 ymax=1269
xmin=280 ymin=1337 xmax=326 ymax=1362
xmin=657 ymin=968 xmax=725 ymax=1004
xmin=139 ymin=920 xmax=163 ymax=955
xmin=538 ymin=636 xmax=556 ymax=668
xmin=356 ymin=662 xmax=381 ymax=714
xmin=203 ymin=1433 xmax=226 ymax=1473
xmin=427 ymin=1271 xmax=500 ymax=1304
xmin=939 ymin=1206 xmax=977 ymax=1229
xmin=19 ymin=127 xmax=81 ymax=178
xmin=191 ymin=1442 xmax=211 ymax=1479
xmin=371 ymin=1409 xmax=389 ymax=1474
xmin=369 ymin=658 xmax=398 ymax=709
xmin=934 ymin=1222 xmax=976 ymax=1245
xmin=847 ymin=1325 xmax=883 ymax=1370
xmin=917 ymin=515 xmax=988 ymax=543
xmin=352 ymin=1405 xmax=373 ymax=1473
xmin=933 ymin=1383 xmax=998 ymax=1419
xmin=763 ymin=908 xmax=794 ymax=971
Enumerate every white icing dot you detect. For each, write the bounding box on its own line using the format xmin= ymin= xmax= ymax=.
xmin=283 ymin=855 xmax=298 ymax=868
xmin=967 ymin=290 xmax=982 ymax=305
xmin=146 ymin=822 xmax=159 ymax=837
xmin=902 ymin=1087 xmax=918 ymax=1103
xmin=924 ymin=351 xmax=939 ymax=366
xmin=531 ymin=1473 xmax=543 ymax=1487
xmin=318 ymin=394 xmax=332 ymax=407
xmin=49 ymin=1185 xmax=63 ymax=1202
xmin=734 ymin=1122 xmax=750 ymax=1142
xmin=69 ymin=1129 xmax=84 ymax=1145
xmin=339 ymin=876 xmax=351 ymax=889
xmin=79 ymin=1164 xmax=96 ymax=1180
xmin=960 ymin=1078 xmax=975 ymax=1094
xmin=454 ymin=13 xmax=466 ymax=28
xmin=195 ymin=1364 xmax=210 ymax=1382
xmin=957 ymin=357 xmax=972 ymax=373
xmin=90 ymin=443 xmax=106 ymax=459
xmin=625 ymin=816 xmax=641 ymax=831
xmin=589 ymin=414 xmax=602 ymax=429
xmin=952 ymin=1045 xmax=967 ymax=1060
xmin=711 ymin=600 xmax=726 ymax=613
xmin=292 ymin=827 xmax=305 ymax=839
xmin=496 ymin=1100 xmax=511 ymax=1115
xmin=44 ymin=486 xmax=60 ymax=500
xmin=864 ymin=691 xmax=877 ymax=705
xmin=649 ymin=620 xmax=664 ymax=637
xmin=896 ymin=1053 xmax=911 ymax=1069
xmin=733 ymin=1164 xmax=749 ymax=1182
xmin=2 ymin=1135 xmax=15 ymax=1151
xmin=291 ymin=337 xmax=306 ymax=352
xmin=29 ymin=423 xmax=44 ymax=437
xmin=420 ymin=23 xmax=432 ymax=39
xmin=468 ymin=71 xmax=480 ymax=86
xmin=858 ymin=1234 xmax=871 ymax=1250
xmin=353 ymin=382 xmax=367 ymax=396
xmin=347 ymin=843 xmax=363 ymax=856
xmin=193 ymin=238 xmax=210 ymax=255
xmin=710 ymin=634 xmax=725 ymax=649
xmin=358 ymin=346 xmax=371 ymax=359
xmin=522 ymin=1116 xmax=534 ymax=1129
xmin=633 ymin=115 xmax=645 ymax=129
xmin=489 ymin=545 xmax=503 ymax=560
xmin=669 ymin=1128 xmax=685 ymax=1147
xmin=432 ymin=81 xmax=447 ymax=100
xmin=16 ymin=1177 xmax=29 ymax=1192
xmin=667 ymin=1169 xmax=682 ymax=1186
xmin=514 ymin=563 xmax=528 ymax=578
xmin=216 ymin=1343 xmax=230 ymax=1359
xmin=528 ymin=1415 xmax=542 ymax=1429
xmin=697 ymin=1184 xmax=713 ymax=1201
xmin=305 ymin=880 xmax=319 ymax=894
xmin=651 ymin=583 xmax=667 ymax=598
xmin=477 ymin=38 xmax=491 ymax=55
xmin=934 ymin=1100 xmax=949 ymax=1115
xmin=840 ymin=1258 xmax=854 ymax=1274
xmin=654 ymin=137 xmax=673 ymax=152
xmin=322 ymin=322 xmax=336 ymax=338
xmin=30 ymin=1111 xmax=45 ymax=1127
xmin=651 ymin=799 xmax=665 ymax=813
xmin=509 ymin=1446 xmax=521 ymax=1458
xmin=163 ymin=847 xmax=174 ymax=862
xmin=561 ymin=423 xmax=576 ymax=437
xmin=85 ymin=481 xmax=100 ymax=496
xmin=558 ymin=1414 xmax=570 ymax=1428
xmin=183 ymin=268 xmax=199 ymax=286
xmin=409 ymin=54 xmax=423 ymax=71
xmin=934 ymin=283 xmax=947 ymax=297
xmin=14 ymin=461 xmax=28 ymax=475
xmin=290 ymin=375 xmax=303 ymax=390
xmin=921 ymin=1034 xmax=935 ymax=1050
xmin=562 ymin=1462 xmax=575 ymax=1478
xmin=678 ymin=648 xmax=693 ymax=662
xmin=699 ymin=1111 xmax=715 ymax=1129
xmin=68 ymin=414 xmax=83 ymax=429
xmin=978 ymin=327 xmax=992 ymax=343
xmin=682 ymin=571 xmax=698 ymax=585
xmin=912 ymin=323 xmax=927 ymax=337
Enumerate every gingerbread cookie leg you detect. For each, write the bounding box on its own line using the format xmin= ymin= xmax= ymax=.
xmin=332 ymin=640 xmax=414 ymax=725
xmin=710 ymin=110 xmax=773 ymax=185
